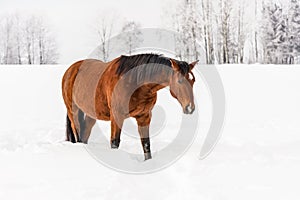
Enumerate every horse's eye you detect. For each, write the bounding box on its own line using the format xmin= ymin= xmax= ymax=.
xmin=178 ymin=79 xmax=183 ymax=84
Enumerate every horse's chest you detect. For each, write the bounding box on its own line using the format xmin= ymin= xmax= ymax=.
xmin=129 ymin=94 xmax=157 ymax=116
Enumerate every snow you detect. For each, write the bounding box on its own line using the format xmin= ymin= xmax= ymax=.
xmin=0 ymin=65 xmax=300 ymax=199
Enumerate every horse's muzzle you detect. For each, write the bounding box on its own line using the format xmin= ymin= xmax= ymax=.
xmin=184 ymin=103 xmax=195 ymax=114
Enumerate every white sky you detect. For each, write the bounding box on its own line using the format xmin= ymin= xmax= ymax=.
xmin=0 ymin=0 xmax=171 ymax=64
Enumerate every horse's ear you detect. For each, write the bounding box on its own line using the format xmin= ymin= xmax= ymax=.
xmin=189 ymin=60 xmax=199 ymax=70
xmin=170 ymin=59 xmax=180 ymax=72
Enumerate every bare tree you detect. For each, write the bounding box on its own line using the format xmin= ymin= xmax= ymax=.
xmin=0 ymin=14 xmax=25 ymax=64
xmin=220 ymin=0 xmax=234 ymax=63
xmin=36 ymin=17 xmax=58 ymax=64
xmin=201 ymin=0 xmax=214 ymax=64
xmin=14 ymin=15 xmax=23 ymax=64
xmin=237 ymin=0 xmax=246 ymax=63
xmin=121 ymin=21 xmax=142 ymax=55
xmin=95 ymin=15 xmax=115 ymax=62
xmin=254 ymin=0 xmax=259 ymax=63
xmin=24 ymin=16 xmax=38 ymax=64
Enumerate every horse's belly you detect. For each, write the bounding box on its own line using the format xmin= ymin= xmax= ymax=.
xmin=72 ymin=60 xmax=110 ymax=120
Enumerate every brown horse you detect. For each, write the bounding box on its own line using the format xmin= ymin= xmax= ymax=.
xmin=62 ymin=54 xmax=198 ymax=160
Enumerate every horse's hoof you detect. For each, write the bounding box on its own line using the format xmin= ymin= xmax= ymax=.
xmin=111 ymin=139 xmax=120 ymax=149
xmin=144 ymin=152 xmax=152 ymax=160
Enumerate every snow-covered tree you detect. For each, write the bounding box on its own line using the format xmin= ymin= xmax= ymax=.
xmin=24 ymin=16 xmax=38 ymax=64
xmin=219 ymin=0 xmax=237 ymax=63
xmin=35 ymin=17 xmax=58 ymax=64
xmin=202 ymin=0 xmax=244 ymax=64
xmin=1 ymin=16 xmax=17 ymax=64
xmin=201 ymin=0 xmax=215 ymax=64
xmin=167 ymin=0 xmax=300 ymax=64
xmin=287 ymin=0 xmax=300 ymax=63
xmin=261 ymin=2 xmax=288 ymax=64
xmin=173 ymin=0 xmax=202 ymax=62
xmin=237 ymin=0 xmax=247 ymax=63
xmin=0 ymin=14 xmax=59 ymax=65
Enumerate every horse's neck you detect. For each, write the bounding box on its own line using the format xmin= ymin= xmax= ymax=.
xmin=113 ymin=63 xmax=172 ymax=94
xmin=145 ymin=68 xmax=171 ymax=93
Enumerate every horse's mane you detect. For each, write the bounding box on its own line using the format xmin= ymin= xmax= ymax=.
xmin=116 ymin=53 xmax=190 ymax=76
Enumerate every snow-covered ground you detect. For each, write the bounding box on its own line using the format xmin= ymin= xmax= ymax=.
xmin=0 ymin=65 xmax=300 ymax=200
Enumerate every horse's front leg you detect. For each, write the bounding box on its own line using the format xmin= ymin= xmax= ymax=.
xmin=136 ymin=113 xmax=152 ymax=160
xmin=110 ymin=117 xmax=124 ymax=149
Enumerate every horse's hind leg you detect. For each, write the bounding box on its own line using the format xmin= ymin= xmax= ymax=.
xmin=66 ymin=110 xmax=80 ymax=142
xmin=66 ymin=114 xmax=76 ymax=143
xmin=66 ymin=104 xmax=83 ymax=142
xmin=80 ymin=115 xmax=96 ymax=144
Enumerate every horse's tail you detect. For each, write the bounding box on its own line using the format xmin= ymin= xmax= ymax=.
xmin=66 ymin=114 xmax=76 ymax=143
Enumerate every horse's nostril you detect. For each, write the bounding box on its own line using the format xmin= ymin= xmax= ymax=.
xmin=191 ymin=107 xmax=195 ymax=113
xmin=185 ymin=104 xmax=194 ymax=114
xmin=184 ymin=102 xmax=195 ymax=114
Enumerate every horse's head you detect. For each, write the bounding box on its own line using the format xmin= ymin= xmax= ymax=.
xmin=169 ymin=59 xmax=198 ymax=114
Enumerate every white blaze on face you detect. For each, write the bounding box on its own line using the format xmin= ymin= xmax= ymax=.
xmin=186 ymin=102 xmax=193 ymax=113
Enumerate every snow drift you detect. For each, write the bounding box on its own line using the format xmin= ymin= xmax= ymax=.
xmin=0 ymin=65 xmax=300 ymax=200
